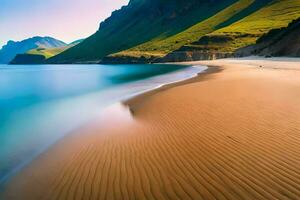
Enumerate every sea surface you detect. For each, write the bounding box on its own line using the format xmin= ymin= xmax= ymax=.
xmin=0 ymin=64 xmax=206 ymax=184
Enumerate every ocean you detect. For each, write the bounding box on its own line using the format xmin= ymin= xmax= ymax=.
xmin=0 ymin=64 xmax=206 ymax=184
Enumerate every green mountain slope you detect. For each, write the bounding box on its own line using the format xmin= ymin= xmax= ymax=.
xmin=48 ymin=0 xmax=239 ymax=63
xmin=161 ymin=0 xmax=300 ymax=61
xmin=0 ymin=36 xmax=66 ymax=64
xmin=49 ymin=0 xmax=300 ymax=63
xmin=204 ymin=0 xmax=300 ymax=52
xmin=26 ymin=47 xmax=69 ymax=59
xmin=236 ymin=17 xmax=300 ymax=57
xmin=26 ymin=39 xmax=84 ymax=59
xmin=10 ymin=39 xmax=83 ymax=64
xmin=109 ymin=0 xmax=262 ymax=62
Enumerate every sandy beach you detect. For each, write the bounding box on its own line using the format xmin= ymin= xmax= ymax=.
xmin=2 ymin=57 xmax=300 ymax=200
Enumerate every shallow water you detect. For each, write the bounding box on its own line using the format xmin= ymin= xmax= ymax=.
xmin=0 ymin=64 xmax=206 ymax=184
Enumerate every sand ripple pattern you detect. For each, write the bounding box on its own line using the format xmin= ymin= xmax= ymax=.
xmin=2 ymin=66 xmax=300 ymax=200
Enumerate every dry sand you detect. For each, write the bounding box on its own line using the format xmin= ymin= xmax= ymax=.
xmin=1 ymin=58 xmax=300 ymax=200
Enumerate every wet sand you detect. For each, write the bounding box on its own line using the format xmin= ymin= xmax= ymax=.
xmin=2 ymin=58 xmax=300 ymax=200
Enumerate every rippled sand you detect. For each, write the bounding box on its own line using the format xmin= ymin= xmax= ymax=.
xmin=2 ymin=58 xmax=300 ymax=200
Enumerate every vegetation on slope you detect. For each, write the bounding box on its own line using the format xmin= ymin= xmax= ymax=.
xmin=50 ymin=0 xmax=300 ymax=63
xmin=236 ymin=17 xmax=300 ymax=57
xmin=160 ymin=0 xmax=300 ymax=62
xmin=109 ymin=0 xmax=258 ymax=61
xmin=0 ymin=36 xmax=66 ymax=64
xmin=26 ymin=39 xmax=84 ymax=59
xmin=10 ymin=39 xmax=84 ymax=64
xmin=190 ymin=0 xmax=300 ymax=53
xmin=48 ymin=0 xmax=238 ymax=63
xmin=27 ymin=47 xmax=69 ymax=59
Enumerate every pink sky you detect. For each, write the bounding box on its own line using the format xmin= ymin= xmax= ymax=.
xmin=0 ymin=0 xmax=129 ymax=47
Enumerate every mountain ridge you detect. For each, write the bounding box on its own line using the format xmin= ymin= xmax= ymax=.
xmin=9 ymin=38 xmax=84 ymax=64
xmin=0 ymin=36 xmax=66 ymax=64
xmin=159 ymin=0 xmax=300 ymax=62
xmin=48 ymin=0 xmax=239 ymax=63
xmin=41 ymin=1 xmax=300 ymax=63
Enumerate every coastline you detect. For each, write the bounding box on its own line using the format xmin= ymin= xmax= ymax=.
xmin=2 ymin=57 xmax=300 ymax=200
xmin=0 ymin=64 xmax=206 ymax=185
xmin=124 ymin=65 xmax=220 ymax=107
xmin=120 ymin=64 xmax=208 ymax=102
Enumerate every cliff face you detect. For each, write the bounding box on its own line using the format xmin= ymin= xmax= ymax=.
xmin=159 ymin=35 xmax=236 ymax=62
xmin=160 ymin=51 xmax=233 ymax=63
xmin=235 ymin=18 xmax=300 ymax=57
xmin=101 ymin=55 xmax=152 ymax=64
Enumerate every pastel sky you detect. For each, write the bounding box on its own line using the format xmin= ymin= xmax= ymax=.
xmin=0 ymin=0 xmax=129 ymax=48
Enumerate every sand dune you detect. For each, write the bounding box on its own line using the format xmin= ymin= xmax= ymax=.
xmin=2 ymin=58 xmax=300 ymax=200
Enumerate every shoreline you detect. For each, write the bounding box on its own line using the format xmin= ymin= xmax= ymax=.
xmin=2 ymin=57 xmax=300 ymax=200
xmin=0 ymin=63 xmax=206 ymax=187
xmin=0 ymin=63 xmax=207 ymax=186
xmin=125 ymin=56 xmax=300 ymax=111
xmin=124 ymin=65 xmax=222 ymax=109
xmin=120 ymin=64 xmax=208 ymax=103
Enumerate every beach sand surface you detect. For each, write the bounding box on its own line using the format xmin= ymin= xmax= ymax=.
xmin=2 ymin=58 xmax=300 ymax=200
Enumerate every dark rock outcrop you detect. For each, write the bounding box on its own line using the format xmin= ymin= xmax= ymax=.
xmin=10 ymin=54 xmax=46 ymax=65
xmin=159 ymin=36 xmax=235 ymax=62
xmin=160 ymin=50 xmax=232 ymax=62
xmin=100 ymin=55 xmax=154 ymax=64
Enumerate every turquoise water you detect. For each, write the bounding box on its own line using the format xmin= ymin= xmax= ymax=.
xmin=0 ymin=64 xmax=205 ymax=184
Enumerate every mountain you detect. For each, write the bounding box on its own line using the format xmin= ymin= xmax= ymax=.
xmin=9 ymin=39 xmax=84 ymax=64
xmin=48 ymin=0 xmax=239 ymax=63
xmin=162 ymin=0 xmax=300 ymax=62
xmin=49 ymin=0 xmax=300 ymax=63
xmin=69 ymin=39 xmax=85 ymax=46
xmin=0 ymin=36 xmax=66 ymax=64
xmin=25 ymin=39 xmax=84 ymax=59
xmin=235 ymin=17 xmax=300 ymax=57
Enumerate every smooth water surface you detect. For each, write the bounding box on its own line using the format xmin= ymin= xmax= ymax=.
xmin=0 ymin=64 xmax=205 ymax=184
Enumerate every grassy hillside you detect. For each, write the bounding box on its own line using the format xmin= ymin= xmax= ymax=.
xmin=27 ymin=47 xmax=68 ymax=59
xmin=48 ymin=0 xmax=238 ymax=63
xmin=10 ymin=40 xmax=83 ymax=64
xmin=0 ymin=36 xmax=66 ymax=64
xmin=26 ymin=39 xmax=83 ymax=59
xmin=236 ymin=17 xmax=300 ymax=57
xmin=111 ymin=0 xmax=258 ymax=59
xmin=49 ymin=0 xmax=300 ymax=63
xmin=190 ymin=0 xmax=300 ymax=53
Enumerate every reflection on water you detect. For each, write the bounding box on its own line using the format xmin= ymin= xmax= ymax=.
xmin=0 ymin=64 xmax=206 ymax=184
